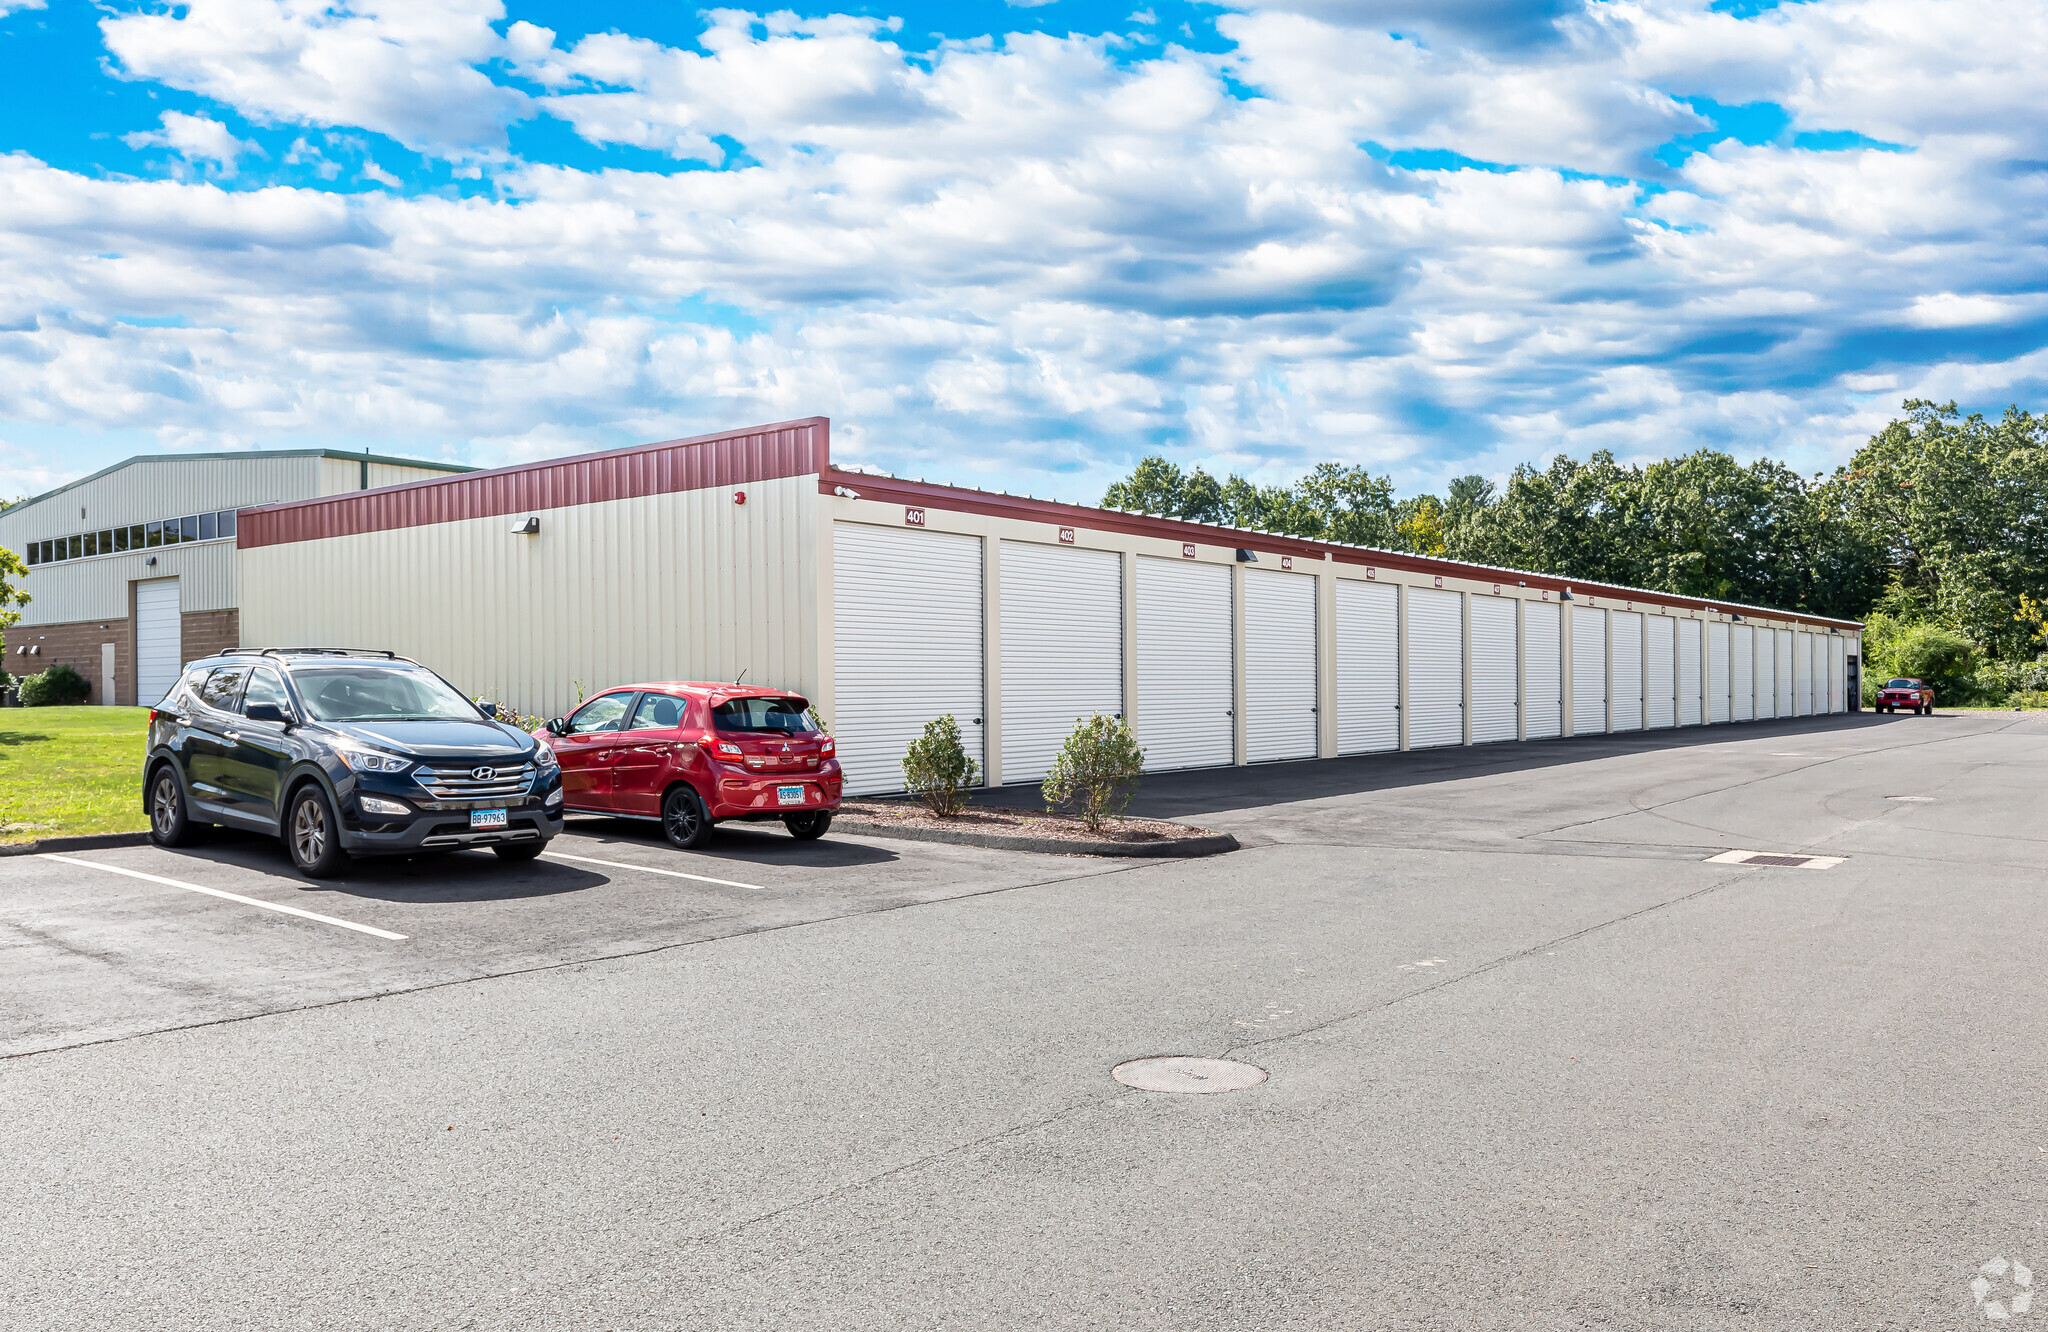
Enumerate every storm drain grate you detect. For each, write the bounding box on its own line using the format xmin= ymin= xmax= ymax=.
xmin=1706 ymin=849 xmax=1846 ymax=870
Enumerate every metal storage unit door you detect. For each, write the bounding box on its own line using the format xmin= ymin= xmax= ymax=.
xmin=1794 ymin=633 xmax=1813 ymax=715
xmin=833 ymin=524 xmax=986 ymax=796
xmin=1334 ymin=580 xmax=1398 ymax=754
xmin=1677 ymin=620 xmax=1704 ymax=726
xmin=1645 ymin=616 xmax=1676 ymax=728
xmin=1523 ymin=600 xmax=1563 ymax=739
xmin=134 ymin=578 xmax=182 ymax=707
xmin=1570 ymin=606 xmax=1607 ymax=734
xmin=1243 ymin=569 xmax=1319 ymax=762
xmin=1730 ymin=625 xmax=1754 ymax=721
xmin=1469 ymin=595 xmax=1517 ymax=743
xmin=1776 ymin=630 xmax=1795 ymax=717
xmin=1405 ymin=587 xmax=1464 ymax=749
xmin=1610 ymin=611 xmax=1643 ymax=731
xmin=1707 ymin=621 xmax=1732 ymax=723
xmin=1831 ymin=637 xmax=1847 ymax=712
xmin=1756 ymin=629 xmax=1777 ymax=719
xmin=999 ymin=541 xmax=1123 ymax=785
xmin=1133 ymin=557 xmax=1235 ymax=770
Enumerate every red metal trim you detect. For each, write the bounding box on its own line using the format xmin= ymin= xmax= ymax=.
xmin=821 ymin=468 xmax=1865 ymax=630
xmin=239 ymin=418 xmax=829 ymax=549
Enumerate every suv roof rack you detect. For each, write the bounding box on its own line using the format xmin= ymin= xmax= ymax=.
xmin=219 ymin=647 xmax=416 ymax=664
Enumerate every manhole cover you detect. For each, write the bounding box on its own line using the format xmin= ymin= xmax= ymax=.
xmin=1112 ymin=1057 xmax=1267 ymax=1094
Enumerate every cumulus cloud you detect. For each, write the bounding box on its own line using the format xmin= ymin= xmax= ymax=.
xmin=122 ymin=112 xmax=266 ymax=179
xmin=0 ymin=0 xmax=2042 ymax=502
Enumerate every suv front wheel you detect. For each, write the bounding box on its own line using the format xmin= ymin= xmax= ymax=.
xmin=287 ymin=784 xmax=349 ymax=879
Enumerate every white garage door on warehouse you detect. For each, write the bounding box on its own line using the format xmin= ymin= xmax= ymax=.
xmin=1832 ymin=637 xmax=1847 ymax=712
xmin=833 ymin=524 xmax=986 ymax=796
xmin=1469 ymin=595 xmax=1518 ymax=744
xmin=1646 ymin=616 xmax=1676 ymax=729
xmin=1334 ymin=580 xmax=1399 ymax=755
xmin=1776 ymin=630 xmax=1795 ymax=717
xmin=1708 ymin=621 xmax=1732 ymax=724
xmin=1678 ymin=619 xmax=1704 ymax=726
xmin=1731 ymin=624 xmax=1754 ymax=722
xmin=1524 ymin=600 xmax=1563 ymax=739
xmin=1757 ymin=629 xmax=1777 ymax=719
xmin=1795 ymin=633 xmax=1813 ymax=715
xmin=999 ymin=541 xmax=1123 ymax=786
xmin=1405 ymin=587 xmax=1464 ymax=748
xmin=1242 ymin=568 xmax=1319 ymax=763
xmin=1133 ymin=557 xmax=1235 ymax=770
xmin=1571 ymin=606 xmax=1607 ymax=735
xmin=1611 ymin=611 xmax=1643 ymax=732
xmin=134 ymin=578 xmax=182 ymax=708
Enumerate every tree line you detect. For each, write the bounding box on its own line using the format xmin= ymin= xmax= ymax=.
xmin=1102 ymin=400 xmax=2048 ymax=704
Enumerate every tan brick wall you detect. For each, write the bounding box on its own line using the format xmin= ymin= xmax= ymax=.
xmin=3 ymin=606 xmax=238 ymax=705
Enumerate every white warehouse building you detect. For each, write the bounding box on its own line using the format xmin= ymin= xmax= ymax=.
xmin=0 ymin=450 xmax=470 ymax=705
xmin=234 ymin=418 xmax=1863 ymax=795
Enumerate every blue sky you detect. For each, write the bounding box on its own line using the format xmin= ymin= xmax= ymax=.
xmin=0 ymin=0 xmax=2043 ymax=506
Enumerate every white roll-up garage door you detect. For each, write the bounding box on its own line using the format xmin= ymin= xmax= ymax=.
xmin=1243 ymin=569 xmax=1318 ymax=763
xmin=1335 ymin=579 xmax=1398 ymax=754
xmin=1645 ymin=616 xmax=1676 ymax=728
xmin=1730 ymin=624 xmax=1754 ymax=722
xmin=1406 ymin=587 xmax=1464 ymax=749
xmin=1570 ymin=606 xmax=1607 ymax=735
xmin=1753 ymin=622 xmax=1769 ymax=717
xmin=999 ymin=541 xmax=1122 ymax=786
xmin=1831 ymin=637 xmax=1847 ymax=713
xmin=1678 ymin=619 xmax=1703 ymax=726
xmin=1610 ymin=611 xmax=1643 ymax=731
xmin=1707 ymin=621 xmax=1731 ymax=724
xmin=1469 ymin=595 xmax=1517 ymax=744
xmin=1134 ymin=557 xmax=1235 ymax=770
xmin=1794 ymin=633 xmax=1813 ymax=715
xmin=1776 ymin=630 xmax=1794 ymax=717
xmin=833 ymin=524 xmax=986 ymax=796
xmin=135 ymin=577 xmax=182 ymax=707
xmin=1523 ymin=600 xmax=1562 ymax=739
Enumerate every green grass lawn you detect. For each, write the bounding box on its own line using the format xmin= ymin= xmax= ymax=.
xmin=0 ymin=706 xmax=151 ymax=843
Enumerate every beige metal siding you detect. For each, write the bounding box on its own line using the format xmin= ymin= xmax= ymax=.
xmin=0 ymin=455 xmax=321 ymax=544
xmin=11 ymin=540 xmax=236 ymax=624
xmin=316 ymin=457 xmax=461 ymax=495
xmin=238 ymin=473 xmax=819 ymax=722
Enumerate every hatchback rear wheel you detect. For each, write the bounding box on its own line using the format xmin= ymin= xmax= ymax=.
xmin=287 ymin=785 xmax=349 ymax=879
xmin=784 ymin=810 xmax=833 ymax=841
xmin=662 ymin=784 xmax=712 ymax=849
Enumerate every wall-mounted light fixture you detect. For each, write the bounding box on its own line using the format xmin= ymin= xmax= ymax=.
xmin=146 ymin=556 xmax=157 ymax=566
xmin=833 ymin=485 xmax=861 ymax=499
xmin=1234 ymin=549 xmax=1257 ymax=562
xmin=511 ymin=516 xmax=540 ymax=535
xmin=1559 ymin=587 xmax=1575 ymax=601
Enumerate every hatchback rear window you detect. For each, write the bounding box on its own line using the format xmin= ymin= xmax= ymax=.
xmin=713 ymin=697 xmax=815 ymax=733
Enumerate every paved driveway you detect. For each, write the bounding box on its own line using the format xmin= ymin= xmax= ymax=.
xmin=4 ymin=711 xmax=2042 ymax=1329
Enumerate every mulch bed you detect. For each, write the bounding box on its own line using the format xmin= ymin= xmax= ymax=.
xmin=837 ymin=799 xmax=1215 ymax=844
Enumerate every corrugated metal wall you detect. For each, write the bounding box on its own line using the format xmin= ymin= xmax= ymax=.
xmin=9 ymin=540 xmax=236 ymax=623
xmin=239 ymin=473 xmax=819 ymax=722
xmin=1 ymin=455 xmax=316 ymax=544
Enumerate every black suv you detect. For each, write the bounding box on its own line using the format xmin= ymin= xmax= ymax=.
xmin=142 ymin=649 xmax=564 ymax=877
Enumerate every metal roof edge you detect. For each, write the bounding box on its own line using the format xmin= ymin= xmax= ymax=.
xmin=823 ymin=467 xmax=1866 ymax=631
xmin=0 ymin=448 xmax=473 ymax=519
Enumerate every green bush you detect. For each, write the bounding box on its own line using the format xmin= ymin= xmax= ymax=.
xmin=901 ymin=714 xmax=978 ymax=817
xmin=18 ymin=662 xmax=90 ymax=707
xmin=1041 ymin=714 xmax=1146 ymax=832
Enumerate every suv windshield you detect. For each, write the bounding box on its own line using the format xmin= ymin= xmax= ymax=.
xmin=292 ymin=665 xmax=482 ymax=723
xmin=713 ymin=697 xmax=815 ymax=733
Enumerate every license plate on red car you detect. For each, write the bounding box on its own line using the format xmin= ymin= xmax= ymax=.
xmin=776 ymin=785 xmax=805 ymax=806
xmin=471 ymin=809 xmax=508 ymax=829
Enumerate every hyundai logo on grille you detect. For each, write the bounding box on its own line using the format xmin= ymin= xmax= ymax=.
xmin=470 ymin=766 xmax=497 ymax=781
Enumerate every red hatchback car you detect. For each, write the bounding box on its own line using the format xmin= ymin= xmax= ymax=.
xmin=537 ymin=682 xmax=841 ymax=848
xmin=1875 ymin=677 xmax=1935 ymax=714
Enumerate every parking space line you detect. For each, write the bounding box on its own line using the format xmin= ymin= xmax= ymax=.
xmin=39 ymin=855 xmax=409 ymax=941
xmin=542 ymin=850 xmax=766 ymax=891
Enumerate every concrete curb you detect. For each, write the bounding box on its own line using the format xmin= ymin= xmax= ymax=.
xmin=831 ymin=817 xmax=1237 ymax=858
xmin=0 ymin=831 xmax=152 ymax=857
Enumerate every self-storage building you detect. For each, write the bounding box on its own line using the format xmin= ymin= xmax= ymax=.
xmin=236 ymin=418 xmax=1864 ymax=795
xmin=1 ymin=450 xmax=470 ymax=705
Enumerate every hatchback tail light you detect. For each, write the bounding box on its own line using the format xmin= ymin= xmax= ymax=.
xmin=820 ymin=738 xmax=835 ymax=756
xmin=698 ymin=737 xmax=743 ymax=758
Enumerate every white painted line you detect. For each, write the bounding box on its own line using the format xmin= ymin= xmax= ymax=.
xmin=40 ymin=854 xmax=408 ymax=940
xmin=542 ymin=850 xmax=766 ymax=891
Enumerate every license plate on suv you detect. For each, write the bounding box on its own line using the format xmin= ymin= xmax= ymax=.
xmin=776 ymin=785 xmax=805 ymax=806
xmin=471 ymin=809 xmax=508 ymax=829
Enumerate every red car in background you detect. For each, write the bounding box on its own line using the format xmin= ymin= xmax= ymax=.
xmin=1875 ymin=677 xmax=1935 ymax=714
xmin=538 ymin=682 xmax=841 ymax=848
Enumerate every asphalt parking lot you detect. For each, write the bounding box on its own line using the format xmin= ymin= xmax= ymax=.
xmin=5 ymin=709 xmax=2045 ymax=1330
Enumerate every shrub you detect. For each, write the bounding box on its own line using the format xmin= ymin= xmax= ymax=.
xmin=1887 ymin=623 xmax=1983 ymax=704
xmin=1041 ymin=713 xmax=1146 ymax=833
xmin=901 ymin=714 xmax=978 ymax=817
xmin=18 ymin=662 xmax=90 ymax=707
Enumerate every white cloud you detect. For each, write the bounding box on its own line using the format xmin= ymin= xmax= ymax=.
xmin=122 ymin=112 xmax=266 ymax=179
xmin=1905 ymin=292 xmax=2023 ymax=328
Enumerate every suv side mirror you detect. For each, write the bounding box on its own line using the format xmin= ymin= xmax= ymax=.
xmin=545 ymin=717 xmax=567 ymax=735
xmin=478 ymin=700 xmax=500 ymax=719
xmin=246 ymin=701 xmax=293 ymax=725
